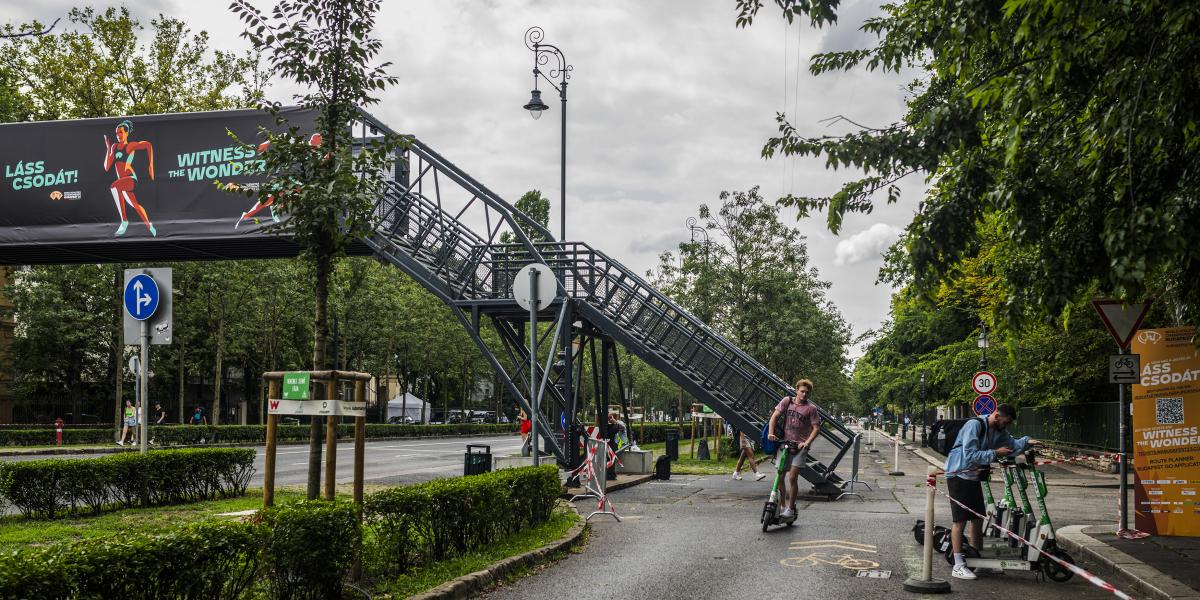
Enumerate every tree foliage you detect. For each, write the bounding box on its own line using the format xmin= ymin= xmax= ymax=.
xmin=230 ymin=0 xmax=400 ymax=372
xmin=738 ymin=0 xmax=1200 ymax=329
xmin=500 ymin=190 xmax=551 ymax=244
xmin=654 ymin=186 xmax=853 ymax=410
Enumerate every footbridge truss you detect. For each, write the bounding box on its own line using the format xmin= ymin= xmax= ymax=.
xmin=358 ymin=111 xmax=857 ymax=496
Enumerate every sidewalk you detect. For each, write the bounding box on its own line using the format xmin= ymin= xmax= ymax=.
xmin=874 ymin=426 xmax=1200 ymax=600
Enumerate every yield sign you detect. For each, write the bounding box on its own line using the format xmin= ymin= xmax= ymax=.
xmin=1092 ymin=299 xmax=1153 ymax=350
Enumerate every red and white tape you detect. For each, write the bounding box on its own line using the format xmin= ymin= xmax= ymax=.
xmin=927 ymin=477 xmax=1134 ymax=600
xmin=568 ymin=438 xmax=622 ymax=513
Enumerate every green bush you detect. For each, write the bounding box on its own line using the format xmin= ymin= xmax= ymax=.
xmin=0 ymin=448 xmax=254 ymax=519
xmin=0 ymin=520 xmax=261 ymax=600
xmin=260 ymin=501 xmax=361 ymax=600
xmin=364 ymin=465 xmax=561 ymax=576
xmin=633 ymin=422 xmax=695 ymax=444
xmin=0 ymin=423 xmax=520 ymax=447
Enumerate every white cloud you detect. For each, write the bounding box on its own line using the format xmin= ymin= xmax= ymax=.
xmin=834 ymin=223 xmax=903 ymax=266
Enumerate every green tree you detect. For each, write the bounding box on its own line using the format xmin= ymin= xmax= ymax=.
xmin=737 ymin=0 xmax=1200 ymax=329
xmin=500 ymin=190 xmax=551 ymax=244
xmin=231 ymin=0 xmax=399 ymax=497
xmin=655 ymin=186 xmax=853 ymax=409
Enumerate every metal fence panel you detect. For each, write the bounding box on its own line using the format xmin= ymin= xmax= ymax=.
xmin=1013 ymin=402 xmax=1119 ymax=451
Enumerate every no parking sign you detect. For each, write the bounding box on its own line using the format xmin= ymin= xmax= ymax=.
xmin=973 ymin=394 xmax=996 ymax=416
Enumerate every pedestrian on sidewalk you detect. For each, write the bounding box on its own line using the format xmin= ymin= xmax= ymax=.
xmin=944 ymin=404 xmax=1040 ymax=580
xmin=117 ymin=399 xmax=136 ymax=445
xmin=766 ymin=379 xmax=821 ymax=520
xmin=732 ymin=430 xmax=766 ymax=481
xmin=518 ymin=409 xmax=531 ymax=456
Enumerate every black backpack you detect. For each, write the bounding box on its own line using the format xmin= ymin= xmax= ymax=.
xmin=932 ymin=416 xmax=988 ymax=456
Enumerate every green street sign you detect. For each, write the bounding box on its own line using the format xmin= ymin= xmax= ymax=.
xmin=282 ymin=372 xmax=310 ymax=400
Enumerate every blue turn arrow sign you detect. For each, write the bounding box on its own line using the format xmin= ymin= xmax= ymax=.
xmin=123 ymin=274 xmax=159 ymax=321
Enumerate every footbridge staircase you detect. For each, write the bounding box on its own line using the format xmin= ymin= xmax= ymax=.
xmin=359 ymin=112 xmax=857 ymax=496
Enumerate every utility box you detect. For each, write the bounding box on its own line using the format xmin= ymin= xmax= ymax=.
xmin=664 ymin=429 xmax=679 ymax=461
xmin=616 ymin=449 xmax=654 ymax=474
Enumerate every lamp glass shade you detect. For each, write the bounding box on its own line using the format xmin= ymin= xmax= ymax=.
xmin=524 ymin=89 xmax=549 ymax=120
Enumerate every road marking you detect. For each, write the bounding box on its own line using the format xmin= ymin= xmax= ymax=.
xmin=789 ymin=539 xmax=877 ymax=552
xmin=780 ymin=552 xmax=880 ymax=571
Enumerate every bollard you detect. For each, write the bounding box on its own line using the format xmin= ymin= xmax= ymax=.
xmin=904 ymin=466 xmax=951 ymax=593
xmin=868 ymin=427 xmax=879 ymax=453
xmin=889 ymin=430 xmax=905 ymax=476
xmin=54 ymin=417 xmax=64 ymax=446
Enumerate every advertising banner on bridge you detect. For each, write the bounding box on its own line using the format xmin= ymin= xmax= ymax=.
xmin=1131 ymin=326 xmax=1200 ymax=536
xmin=0 ymin=107 xmax=316 ymax=252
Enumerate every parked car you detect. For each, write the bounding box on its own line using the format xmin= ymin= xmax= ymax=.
xmin=387 ymin=415 xmax=416 ymax=425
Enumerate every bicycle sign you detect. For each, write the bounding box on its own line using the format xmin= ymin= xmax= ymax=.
xmin=972 ymin=371 xmax=998 ymax=395
xmin=1109 ymin=354 xmax=1140 ymax=384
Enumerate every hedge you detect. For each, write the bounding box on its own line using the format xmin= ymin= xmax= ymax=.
xmin=364 ymin=465 xmax=561 ymax=576
xmin=0 ymin=448 xmax=255 ymax=519
xmin=0 ymin=422 xmax=519 ymax=447
xmin=0 ymin=504 xmax=358 ymax=600
xmin=0 ymin=467 xmax=558 ymax=599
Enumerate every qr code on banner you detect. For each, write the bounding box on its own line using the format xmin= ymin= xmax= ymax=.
xmin=1156 ymin=398 xmax=1184 ymax=425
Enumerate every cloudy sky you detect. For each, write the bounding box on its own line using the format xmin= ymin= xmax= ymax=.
xmin=13 ymin=0 xmax=923 ymax=358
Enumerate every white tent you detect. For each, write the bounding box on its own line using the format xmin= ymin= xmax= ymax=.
xmin=387 ymin=392 xmax=430 ymax=424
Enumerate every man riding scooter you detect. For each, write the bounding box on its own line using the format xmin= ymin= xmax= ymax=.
xmin=767 ymin=379 xmax=821 ymax=520
xmin=944 ymin=403 xmax=1040 ymax=580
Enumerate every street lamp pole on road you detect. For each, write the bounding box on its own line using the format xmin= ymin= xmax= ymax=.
xmin=523 ymin=26 xmax=572 ymax=241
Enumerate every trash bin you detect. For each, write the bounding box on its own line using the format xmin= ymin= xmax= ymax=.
xmin=464 ymin=444 xmax=492 ymax=476
xmin=655 ymin=455 xmax=672 ymax=480
xmin=664 ymin=429 xmax=679 ymax=461
xmin=696 ymin=438 xmax=711 ymax=460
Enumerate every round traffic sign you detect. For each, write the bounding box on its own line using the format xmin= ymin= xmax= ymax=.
xmin=972 ymin=371 xmax=998 ymax=395
xmin=123 ymin=274 xmax=160 ymax=321
xmin=512 ymin=263 xmax=556 ymax=311
xmin=973 ymin=394 xmax=996 ymax=416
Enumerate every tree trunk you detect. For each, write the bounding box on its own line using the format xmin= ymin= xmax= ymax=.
xmin=421 ymin=375 xmax=429 ymax=424
xmin=212 ymin=310 xmax=225 ymax=426
xmin=113 ymin=268 xmax=123 ymax=440
xmin=177 ymin=341 xmax=185 ymax=424
xmin=308 ymin=250 xmax=332 ymax=500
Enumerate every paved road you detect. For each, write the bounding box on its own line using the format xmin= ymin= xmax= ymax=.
xmin=485 ymin=431 xmax=1129 ymax=600
xmin=0 ymin=434 xmax=526 ymax=488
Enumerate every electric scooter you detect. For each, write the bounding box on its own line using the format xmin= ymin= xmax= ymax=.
xmin=762 ymin=442 xmax=800 ymax=531
xmin=941 ymin=448 xmax=1076 ymax=581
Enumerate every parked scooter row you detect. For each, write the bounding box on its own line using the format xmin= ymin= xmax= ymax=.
xmin=914 ymin=447 xmax=1075 ymax=582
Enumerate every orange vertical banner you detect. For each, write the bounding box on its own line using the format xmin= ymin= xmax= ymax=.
xmin=1131 ymin=326 xmax=1200 ymax=536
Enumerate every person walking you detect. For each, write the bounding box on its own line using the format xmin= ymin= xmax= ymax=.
xmin=518 ymin=409 xmax=532 ymax=456
xmin=732 ymin=430 xmax=766 ymax=481
xmin=766 ymin=379 xmax=821 ymax=520
xmin=190 ymin=405 xmax=207 ymax=426
xmin=117 ymin=400 xmax=136 ymax=445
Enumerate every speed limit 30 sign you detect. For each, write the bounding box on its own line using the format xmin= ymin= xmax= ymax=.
xmin=972 ymin=371 xmax=998 ymax=395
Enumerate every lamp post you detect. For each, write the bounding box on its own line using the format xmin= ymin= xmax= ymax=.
xmin=523 ymin=26 xmax=572 ymax=241
xmin=977 ymin=321 xmax=989 ymax=370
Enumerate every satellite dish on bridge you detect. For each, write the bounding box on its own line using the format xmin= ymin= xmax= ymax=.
xmin=513 ymin=263 xmax=557 ymax=311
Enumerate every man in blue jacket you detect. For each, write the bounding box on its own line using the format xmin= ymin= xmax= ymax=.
xmin=944 ymin=404 xmax=1038 ymax=580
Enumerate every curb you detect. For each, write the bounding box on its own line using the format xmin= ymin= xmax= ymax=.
xmin=0 ymin=433 xmax=522 ymax=457
xmin=408 ymin=508 xmax=589 ymax=600
xmin=561 ymin=473 xmax=655 ymax=499
xmin=1057 ymin=525 xmax=1200 ymax=600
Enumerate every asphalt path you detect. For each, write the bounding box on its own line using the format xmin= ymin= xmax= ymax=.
xmin=0 ymin=434 xmax=526 ymax=488
xmin=484 ymin=430 xmax=1129 ymax=600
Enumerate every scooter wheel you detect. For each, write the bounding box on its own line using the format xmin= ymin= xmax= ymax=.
xmin=762 ymin=508 xmax=774 ymax=532
xmin=914 ymin=521 xmax=925 ymax=545
xmin=1041 ymin=548 xmax=1075 ymax=582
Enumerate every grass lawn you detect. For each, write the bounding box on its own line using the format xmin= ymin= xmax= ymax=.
xmin=369 ymin=505 xmax=581 ymax=599
xmin=635 ymin=439 xmax=772 ymax=475
xmin=0 ymin=488 xmax=315 ymax=551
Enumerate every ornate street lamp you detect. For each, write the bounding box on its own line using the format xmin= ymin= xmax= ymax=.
xmin=523 ymin=26 xmax=572 ymax=241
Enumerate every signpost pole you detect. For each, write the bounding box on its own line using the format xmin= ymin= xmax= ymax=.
xmin=140 ymin=320 xmax=149 ymax=455
xmin=1119 ymin=348 xmax=1128 ymax=533
xmin=264 ymin=377 xmax=280 ymax=508
xmin=529 ymin=269 xmax=540 ymax=467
